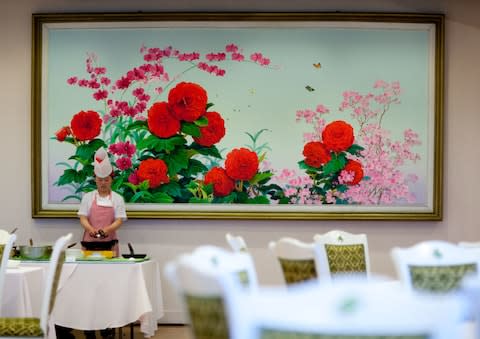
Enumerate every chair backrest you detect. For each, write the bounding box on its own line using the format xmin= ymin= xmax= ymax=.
xmin=268 ymin=237 xmax=317 ymax=285
xmin=240 ymin=279 xmax=465 ymax=339
xmin=225 ymin=233 xmax=248 ymax=252
xmin=391 ymin=240 xmax=480 ymax=294
xmin=0 ymin=230 xmax=11 ymax=245
xmin=39 ymin=233 xmax=72 ymax=333
xmin=164 ymin=246 xmax=256 ymax=339
xmin=0 ymin=233 xmax=16 ymax=311
xmin=313 ymin=230 xmax=370 ymax=281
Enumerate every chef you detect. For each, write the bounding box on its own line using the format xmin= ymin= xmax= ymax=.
xmin=78 ymin=147 xmax=126 ymax=257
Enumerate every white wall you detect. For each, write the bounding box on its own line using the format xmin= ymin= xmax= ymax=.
xmin=1 ymin=0 xmax=480 ymax=323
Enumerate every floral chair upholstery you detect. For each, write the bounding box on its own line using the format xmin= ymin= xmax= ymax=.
xmin=0 ymin=233 xmax=72 ymax=338
xmin=313 ymin=230 xmax=370 ymax=282
xmin=269 ymin=238 xmax=317 ymax=285
xmin=391 ymin=240 xmax=480 ymax=294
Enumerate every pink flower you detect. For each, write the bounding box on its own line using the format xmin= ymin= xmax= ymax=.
xmin=231 ymin=53 xmax=244 ymax=62
xmin=128 ymin=170 xmax=140 ymax=185
xmin=93 ymin=90 xmax=108 ymax=101
xmin=225 ymin=44 xmax=239 ymax=53
xmin=250 ymin=52 xmax=263 ymax=62
xmin=67 ymin=77 xmax=78 ymax=85
xmin=115 ymin=157 xmax=132 ymax=170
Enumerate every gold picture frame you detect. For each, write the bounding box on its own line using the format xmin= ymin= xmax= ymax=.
xmin=31 ymin=12 xmax=444 ymax=220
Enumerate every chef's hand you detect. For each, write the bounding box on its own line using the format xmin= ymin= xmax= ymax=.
xmin=88 ymin=227 xmax=97 ymax=238
xmin=97 ymin=229 xmax=107 ymax=238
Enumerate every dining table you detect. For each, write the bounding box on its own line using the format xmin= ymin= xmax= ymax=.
xmin=18 ymin=258 xmax=164 ymax=338
xmin=1 ymin=265 xmax=44 ymax=317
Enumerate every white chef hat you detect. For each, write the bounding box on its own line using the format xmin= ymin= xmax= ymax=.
xmin=93 ymin=147 xmax=113 ymax=178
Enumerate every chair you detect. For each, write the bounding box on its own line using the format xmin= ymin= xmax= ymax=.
xmin=313 ymin=230 xmax=370 ymax=281
xmin=391 ymin=240 xmax=480 ymax=294
xmin=268 ymin=238 xmax=317 ymax=285
xmin=164 ymin=246 xmax=256 ymax=339
xmin=0 ymin=234 xmax=17 ymax=311
xmin=225 ymin=233 xmax=248 ymax=252
xmin=0 ymin=233 xmax=72 ymax=338
xmin=0 ymin=231 xmax=11 ymax=245
xmin=240 ymin=279 xmax=465 ymax=339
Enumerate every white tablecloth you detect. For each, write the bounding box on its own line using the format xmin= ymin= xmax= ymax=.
xmin=1 ymin=266 xmax=44 ymax=317
xmin=20 ymin=260 xmax=164 ymax=338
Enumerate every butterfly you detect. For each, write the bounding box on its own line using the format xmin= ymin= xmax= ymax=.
xmin=305 ymin=85 xmax=315 ymax=92
xmin=313 ymin=62 xmax=322 ymax=69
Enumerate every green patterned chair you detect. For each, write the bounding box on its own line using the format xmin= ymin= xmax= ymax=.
xmin=313 ymin=230 xmax=370 ymax=282
xmin=391 ymin=240 xmax=480 ymax=294
xmin=0 ymin=233 xmax=17 ymax=310
xmin=243 ymin=279 xmax=464 ymax=339
xmin=164 ymin=246 xmax=258 ymax=339
xmin=0 ymin=233 xmax=72 ymax=338
xmin=269 ymin=238 xmax=317 ymax=285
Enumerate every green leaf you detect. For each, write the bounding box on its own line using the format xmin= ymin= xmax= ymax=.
xmin=57 ymin=169 xmax=81 ymax=186
xmin=68 ymin=155 xmax=91 ymax=166
xmin=130 ymin=191 xmax=146 ymax=203
xmin=190 ymin=143 xmax=222 ymax=158
xmin=249 ymin=172 xmax=273 ymax=185
xmin=61 ymin=195 xmax=82 ymax=202
xmin=206 ymin=102 xmax=214 ymax=110
xmin=347 ymin=144 xmax=365 ymax=156
xmin=181 ymin=122 xmax=201 ymax=137
xmin=298 ymin=160 xmax=319 ymax=172
xmin=194 ymin=116 xmax=209 ymax=127
xmin=151 ymin=192 xmax=174 ymax=203
xmin=246 ymin=196 xmax=270 ymax=204
xmin=138 ymin=180 xmax=150 ymax=191
xmin=323 ymin=156 xmax=347 ymax=175
xmin=164 ymin=149 xmax=189 ymax=177
xmin=159 ymin=182 xmax=183 ymax=198
xmin=122 ymin=182 xmax=138 ymax=193
xmin=126 ymin=120 xmax=148 ymax=131
xmin=180 ymin=159 xmax=207 ymax=178
xmin=137 ymin=135 xmax=186 ymax=152
xmin=188 ymin=197 xmax=211 ymax=203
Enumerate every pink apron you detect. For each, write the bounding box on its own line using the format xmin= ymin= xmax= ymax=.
xmin=82 ymin=193 xmax=119 ymax=256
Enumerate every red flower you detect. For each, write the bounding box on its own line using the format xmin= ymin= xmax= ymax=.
xmin=204 ymin=167 xmax=235 ymax=197
xmin=342 ymin=160 xmax=364 ymax=185
xmin=302 ymin=141 xmax=331 ymax=168
xmin=55 ymin=126 xmax=71 ymax=142
xmin=322 ymin=120 xmax=354 ymax=153
xmin=193 ymin=111 xmax=226 ymax=147
xmin=225 ymin=148 xmax=259 ymax=181
xmin=168 ymin=82 xmax=207 ymax=122
xmin=147 ymin=102 xmax=181 ymax=138
xmin=137 ymin=158 xmax=169 ymax=189
xmin=70 ymin=110 xmax=102 ymax=141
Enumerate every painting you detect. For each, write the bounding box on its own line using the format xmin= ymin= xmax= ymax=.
xmin=31 ymin=12 xmax=444 ymax=219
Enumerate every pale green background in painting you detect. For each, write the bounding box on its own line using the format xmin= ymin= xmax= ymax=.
xmin=45 ymin=25 xmax=430 ymax=205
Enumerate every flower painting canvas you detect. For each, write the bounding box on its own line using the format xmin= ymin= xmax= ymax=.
xmin=32 ymin=13 xmax=444 ymax=219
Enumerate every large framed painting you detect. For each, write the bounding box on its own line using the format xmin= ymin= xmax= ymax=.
xmin=31 ymin=12 xmax=444 ymax=220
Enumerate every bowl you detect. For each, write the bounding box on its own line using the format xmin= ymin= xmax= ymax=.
xmin=122 ymin=253 xmax=147 ymax=259
xmin=19 ymin=245 xmax=53 ymax=260
xmin=65 ymin=248 xmax=83 ymax=260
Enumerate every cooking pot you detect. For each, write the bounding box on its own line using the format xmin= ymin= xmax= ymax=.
xmin=19 ymin=245 xmax=53 ymax=260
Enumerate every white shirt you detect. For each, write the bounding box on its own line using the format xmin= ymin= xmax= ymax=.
xmin=77 ymin=190 xmax=127 ymax=220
